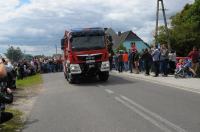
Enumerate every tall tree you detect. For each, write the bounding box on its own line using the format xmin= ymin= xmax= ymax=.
xmin=5 ymin=46 xmax=23 ymax=62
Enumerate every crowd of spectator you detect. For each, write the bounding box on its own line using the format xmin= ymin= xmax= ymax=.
xmin=0 ymin=56 xmax=63 ymax=83
xmin=16 ymin=57 xmax=63 ymax=79
xmin=0 ymin=56 xmax=61 ymax=92
xmin=0 ymin=55 xmax=63 ymax=121
xmin=39 ymin=57 xmax=63 ymax=74
xmin=112 ymin=42 xmax=200 ymax=78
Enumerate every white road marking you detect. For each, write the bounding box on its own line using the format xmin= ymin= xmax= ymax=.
xmin=105 ymin=89 xmax=114 ymax=94
xmin=120 ymin=95 xmax=187 ymax=132
xmin=115 ymin=97 xmax=172 ymax=132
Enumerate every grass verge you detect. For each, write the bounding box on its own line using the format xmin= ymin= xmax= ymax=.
xmin=16 ymin=74 xmax=43 ymax=89
xmin=0 ymin=74 xmax=43 ymax=131
xmin=0 ymin=108 xmax=24 ymax=132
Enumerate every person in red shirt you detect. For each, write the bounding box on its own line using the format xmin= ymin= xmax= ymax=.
xmin=188 ymin=46 xmax=199 ymax=74
xmin=131 ymin=42 xmax=137 ymax=54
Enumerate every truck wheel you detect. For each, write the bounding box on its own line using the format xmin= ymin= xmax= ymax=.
xmin=64 ymin=73 xmax=68 ymax=79
xmin=68 ymin=74 xmax=75 ymax=84
xmin=99 ymin=72 xmax=109 ymax=81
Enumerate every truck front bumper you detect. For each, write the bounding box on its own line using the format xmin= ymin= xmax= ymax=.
xmin=70 ymin=61 xmax=109 ymax=76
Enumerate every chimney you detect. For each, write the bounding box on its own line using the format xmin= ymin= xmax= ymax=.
xmin=118 ymin=31 xmax=121 ymax=36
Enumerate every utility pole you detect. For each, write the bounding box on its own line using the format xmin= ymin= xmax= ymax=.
xmin=55 ymin=44 xmax=57 ymax=55
xmin=155 ymin=0 xmax=171 ymax=50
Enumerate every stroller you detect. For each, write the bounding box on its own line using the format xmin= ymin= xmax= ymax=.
xmin=174 ymin=59 xmax=193 ymax=78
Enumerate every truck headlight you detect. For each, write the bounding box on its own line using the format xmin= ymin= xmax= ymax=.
xmin=101 ymin=61 xmax=110 ymax=71
xmin=70 ymin=64 xmax=82 ymax=74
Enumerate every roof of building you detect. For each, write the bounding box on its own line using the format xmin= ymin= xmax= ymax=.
xmin=105 ymin=28 xmax=148 ymax=49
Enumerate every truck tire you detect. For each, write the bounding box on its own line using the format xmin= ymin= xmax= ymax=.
xmin=68 ymin=74 xmax=75 ymax=84
xmin=99 ymin=72 xmax=109 ymax=81
xmin=64 ymin=73 xmax=68 ymax=79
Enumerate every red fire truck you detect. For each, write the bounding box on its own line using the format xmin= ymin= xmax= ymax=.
xmin=61 ymin=28 xmax=110 ymax=83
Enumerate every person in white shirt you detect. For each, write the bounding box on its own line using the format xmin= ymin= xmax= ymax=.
xmin=168 ymin=50 xmax=176 ymax=74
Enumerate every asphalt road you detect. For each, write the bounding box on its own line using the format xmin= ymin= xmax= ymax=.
xmin=23 ymin=72 xmax=200 ymax=132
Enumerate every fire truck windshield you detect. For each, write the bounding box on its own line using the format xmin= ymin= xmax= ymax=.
xmin=71 ymin=36 xmax=105 ymax=51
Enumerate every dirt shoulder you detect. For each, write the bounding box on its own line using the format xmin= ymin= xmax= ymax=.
xmin=0 ymin=74 xmax=44 ymax=132
xmin=13 ymin=83 xmax=44 ymax=123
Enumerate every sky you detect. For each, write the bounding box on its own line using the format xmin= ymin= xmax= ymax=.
xmin=0 ymin=0 xmax=194 ymax=55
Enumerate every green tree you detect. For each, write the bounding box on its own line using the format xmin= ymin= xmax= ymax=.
xmin=117 ymin=43 xmax=127 ymax=52
xmin=157 ymin=0 xmax=200 ymax=56
xmin=34 ymin=55 xmax=45 ymax=59
xmin=5 ymin=46 xmax=23 ymax=62
xmin=157 ymin=26 xmax=169 ymax=44
xmin=24 ymin=54 xmax=33 ymax=61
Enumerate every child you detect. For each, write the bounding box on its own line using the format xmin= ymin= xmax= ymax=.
xmin=176 ymin=59 xmax=184 ymax=71
xmin=176 ymin=59 xmax=196 ymax=77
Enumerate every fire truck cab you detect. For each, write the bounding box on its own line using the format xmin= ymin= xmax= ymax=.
xmin=61 ymin=28 xmax=110 ymax=83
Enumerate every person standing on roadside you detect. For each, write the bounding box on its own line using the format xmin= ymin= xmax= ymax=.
xmin=199 ymin=48 xmax=200 ymax=64
xmin=109 ymin=50 xmax=114 ymax=71
xmin=113 ymin=53 xmax=118 ymax=71
xmin=128 ymin=49 xmax=133 ymax=73
xmin=134 ymin=51 xmax=140 ymax=74
xmin=2 ymin=59 xmax=16 ymax=89
xmin=118 ymin=51 xmax=123 ymax=73
xmin=151 ymin=45 xmax=161 ymax=77
xmin=141 ymin=49 xmax=152 ymax=76
xmin=188 ymin=46 xmax=199 ymax=76
xmin=168 ymin=50 xmax=176 ymax=74
xmin=160 ymin=44 xmax=169 ymax=77
xmin=130 ymin=42 xmax=137 ymax=70
xmin=18 ymin=60 xmax=24 ymax=79
xmin=0 ymin=58 xmax=13 ymax=107
xmin=123 ymin=51 xmax=129 ymax=71
xmin=0 ymin=58 xmax=7 ymax=78
xmin=197 ymin=48 xmax=200 ymax=77
xmin=131 ymin=42 xmax=137 ymax=54
xmin=198 ymin=48 xmax=200 ymax=70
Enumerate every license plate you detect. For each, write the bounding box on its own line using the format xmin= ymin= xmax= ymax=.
xmin=86 ymin=60 xmax=95 ymax=63
xmin=89 ymin=64 xmax=95 ymax=68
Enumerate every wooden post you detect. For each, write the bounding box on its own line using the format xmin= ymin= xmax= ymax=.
xmin=155 ymin=0 xmax=159 ymax=45
xmin=155 ymin=0 xmax=171 ymax=50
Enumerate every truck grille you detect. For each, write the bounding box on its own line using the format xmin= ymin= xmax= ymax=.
xmin=77 ymin=54 xmax=102 ymax=62
xmin=79 ymin=62 xmax=102 ymax=76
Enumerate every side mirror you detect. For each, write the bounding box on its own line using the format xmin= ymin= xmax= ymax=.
xmin=61 ymin=39 xmax=65 ymax=50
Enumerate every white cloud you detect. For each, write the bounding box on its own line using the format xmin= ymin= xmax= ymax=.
xmin=0 ymin=37 xmax=9 ymax=41
xmin=0 ymin=0 xmax=195 ymax=55
xmin=23 ymin=27 xmax=46 ymax=36
xmin=105 ymin=12 xmax=131 ymax=21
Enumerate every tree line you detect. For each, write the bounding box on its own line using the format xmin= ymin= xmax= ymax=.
xmin=4 ymin=46 xmax=33 ymax=62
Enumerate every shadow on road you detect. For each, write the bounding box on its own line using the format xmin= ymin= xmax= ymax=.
xmin=0 ymin=112 xmax=13 ymax=124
